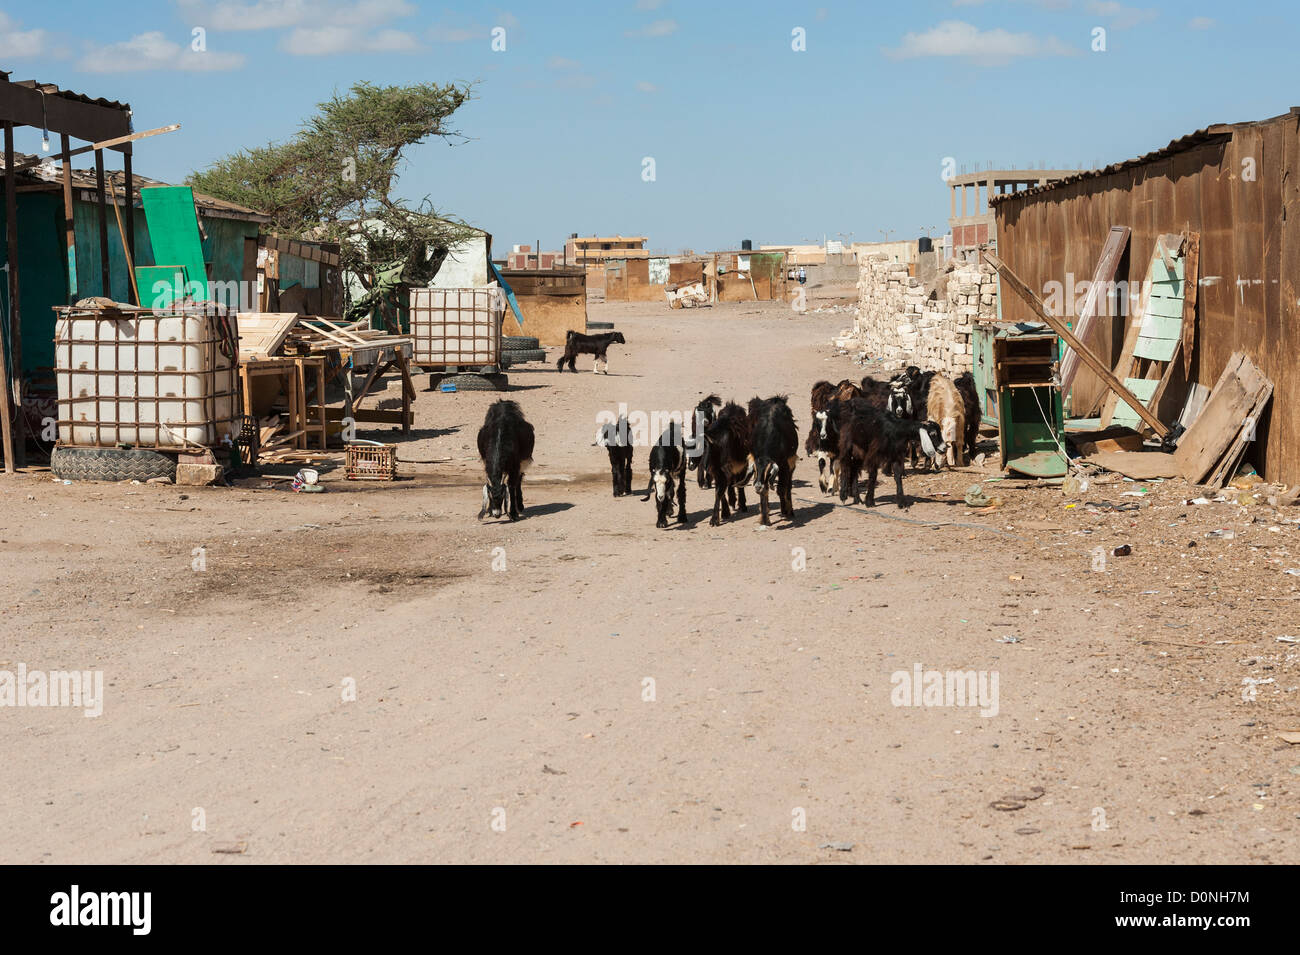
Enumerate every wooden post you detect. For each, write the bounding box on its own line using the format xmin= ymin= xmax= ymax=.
xmin=60 ymin=134 xmax=76 ymax=304
xmin=95 ymin=149 xmax=110 ymax=297
xmin=982 ymin=250 xmax=1169 ymax=437
xmin=123 ymin=150 xmax=135 ymax=304
xmin=1 ymin=121 xmax=18 ymax=472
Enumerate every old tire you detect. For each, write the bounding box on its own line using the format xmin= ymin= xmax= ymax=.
xmin=503 ymin=336 xmax=539 ymax=350
xmin=441 ymin=373 xmax=508 ymax=392
xmin=51 ymin=446 xmax=177 ymax=483
xmin=503 ymin=347 xmax=546 ymax=363
xmin=587 ymin=321 xmax=614 ymax=331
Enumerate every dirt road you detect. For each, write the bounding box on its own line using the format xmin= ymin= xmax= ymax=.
xmin=2 ymin=300 xmax=1297 ymax=863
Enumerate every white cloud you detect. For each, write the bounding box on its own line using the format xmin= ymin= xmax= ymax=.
xmin=496 ymin=12 xmax=520 ymax=28
xmin=625 ymin=19 xmax=678 ymax=38
xmin=0 ymin=12 xmax=47 ymax=58
xmin=282 ymin=25 xmax=420 ymax=55
xmin=635 ymin=0 xmax=664 ymax=9
xmin=177 ymin=0 xmax=308 ymax=30
xmin=365 ymin=28 xmax=421 ymax=52
xmin=886 ymin=20 xmax=1074 ymax=65
xmin=430 ymin=24 xmax=478 ymax=43
xmin=1188 ymin=16 xmax=1215 ymax=29
xmin=635 ymin=80 xmax=657 ymax=92
xmin=79 ymin=31 xmax=245 ymax=72
xmin=547 ymin=56 xmax=582 ymax=70
xmin=1085 ymin=1 xmax=1158 ymax=29
xmin=177 ymin=0 xmax=414 ymax=30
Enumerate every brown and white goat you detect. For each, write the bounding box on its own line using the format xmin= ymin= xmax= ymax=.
xmin=924 ymin=374 xmax=966 ymax=468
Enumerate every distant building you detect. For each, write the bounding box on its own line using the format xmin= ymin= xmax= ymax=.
xmin=948 ymin=168 xmax=1082 ymax=257
xmin=566 ymin=234 xmax=648 ymax=265
xmin=506 ymin=244 xmax=563 ymax=270
xmin=848 ymin=239 xmax=918 ymax=265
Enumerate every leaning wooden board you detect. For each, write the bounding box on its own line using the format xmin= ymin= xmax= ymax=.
xmin=1101 ymin=233 xmax=1187 ymax=429
xmin=1085 ymin=352 xmax=1272 ymax=486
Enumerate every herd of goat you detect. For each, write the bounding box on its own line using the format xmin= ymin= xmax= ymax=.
xmin=476 ymin=366 xmax=981 ymax=527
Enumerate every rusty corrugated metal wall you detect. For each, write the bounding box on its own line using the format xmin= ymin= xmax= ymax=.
xmin=993 ymin=109 xmax=1300 ymax=483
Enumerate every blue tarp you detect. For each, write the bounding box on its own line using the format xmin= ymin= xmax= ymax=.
xmin=489 ymin=260 xmax=525 ymax=330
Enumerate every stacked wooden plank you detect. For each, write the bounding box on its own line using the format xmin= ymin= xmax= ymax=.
xmin=256 ymin=414 xmax=340 ymax=466
xmin=282 ymin=317 xmax=411 ymax=355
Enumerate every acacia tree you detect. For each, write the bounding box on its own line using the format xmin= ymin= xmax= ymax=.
xmin=188 ymin=81 xmax=476 ymax=318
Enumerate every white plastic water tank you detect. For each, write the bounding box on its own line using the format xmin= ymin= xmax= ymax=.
xmin=54 ymin=306 xmax=240 ymax=449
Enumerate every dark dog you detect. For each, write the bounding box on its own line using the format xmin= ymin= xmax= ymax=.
xmin=557 ymin=330 xmax=626 ymax=373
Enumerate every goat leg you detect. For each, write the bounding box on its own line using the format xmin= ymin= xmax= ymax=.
xmin=676 ymin=469 xmax=689 ymax=526
xmin=894 ymin=459 xmax=908 ymax=508
xmin=865 ymin=463 xmax=878 ymax=507
xmin=508 ymin=471 xmax=523 ymax=520
xmin=735 ymin=484 xmax=747 ymax=513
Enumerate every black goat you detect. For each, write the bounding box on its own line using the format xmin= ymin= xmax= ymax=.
xmin=749 ymin=395 xmax=798 ymax=526
xmin=833 ymin=397 xmax=946 ymax=509
xmin=954 ymin=371 xmax=981 ymax=461
xmin=641 ymin=422 xmax=689 ymax=528
xmin=705 ymin=401 xmax=751 ymax=526
xmin=597 ymin=416 xmax=634 ymax=496
xmin=687 ymin=394 xmax=721 ymax=489
xmin=557 ymin=330 xmax=626 ymax=373
xmin=804 ymin=408 xmax=839 ymax=495
xmin=888 ymin=366 xmax=935 ymax=420
xmin=476 ymin=399 xmax=535 ymax=521
xmin=811 ymin=379 xmax=863 ymax=414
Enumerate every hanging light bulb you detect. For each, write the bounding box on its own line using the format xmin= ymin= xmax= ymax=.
xmin=41 ymin=128 xmax=50 ymax=152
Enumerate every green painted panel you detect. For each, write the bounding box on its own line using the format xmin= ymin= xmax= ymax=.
xmin=1111 ymin=377 xmax=1161 ymax=427
xmin=1145 ymin=293 xmax=1184 ymax=318
xmin=135 ymin=265 xmax=190 ymax=308
xmin=201 ymin=215 xmax=260 ymax=285
xmin=1149 ymin=253 xmax=1184 ymax=285
xmin=0 ymin=193 xmax=65 ymax=373
xmin=141 ymin=186 xmax=208 ymax=300
xmin=1133 ymin=335 xmax=1179 ymax=362
xmin=1138 ymin=313 xmax=1183 ymax=340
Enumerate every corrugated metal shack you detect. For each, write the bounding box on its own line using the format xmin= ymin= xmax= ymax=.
xmin=991 ymin=107 xmax=1300 ymax=482
xmin=1 ymin=152 xmax=269 ymax=373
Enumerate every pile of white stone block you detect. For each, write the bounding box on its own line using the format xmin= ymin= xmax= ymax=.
xmin=852 ymin=255 xmax=997 ymax=376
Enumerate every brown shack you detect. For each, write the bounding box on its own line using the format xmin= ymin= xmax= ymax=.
xmin=991 ymin=107 xmax=1300 ymax=482
xmin=498 ymin=266 xmax=586 ymax=346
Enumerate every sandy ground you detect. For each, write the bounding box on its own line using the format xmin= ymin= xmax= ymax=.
xmin=2 ymin=299 xmax=1299 ymax=864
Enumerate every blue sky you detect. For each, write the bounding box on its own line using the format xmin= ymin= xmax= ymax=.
xmin=1 ymin=0 xmax=1295 ymax=252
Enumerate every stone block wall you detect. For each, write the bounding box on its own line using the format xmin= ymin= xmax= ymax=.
xmin=853 ymin=255 xmax=998 ymax=376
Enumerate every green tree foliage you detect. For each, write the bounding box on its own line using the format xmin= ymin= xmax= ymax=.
xmin=188 ymin=81 xmax=475 ymax=286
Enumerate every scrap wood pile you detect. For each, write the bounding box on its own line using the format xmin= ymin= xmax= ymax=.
xmin=257 ymin=415 xmax=337 ymax=466
xmin=984 ymin=242 xmax=1277 ymax=493
xmin=237 ymin=312 xmax=410 ymax=360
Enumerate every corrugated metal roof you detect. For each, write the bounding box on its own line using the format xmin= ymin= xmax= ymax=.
xmin=989 ymin=126 xmax=1236 ymax=206
xmin=0 ymin=151 xmax=269 ymax=221
xmin=0 ymin=71 xmax=131 ymax=113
